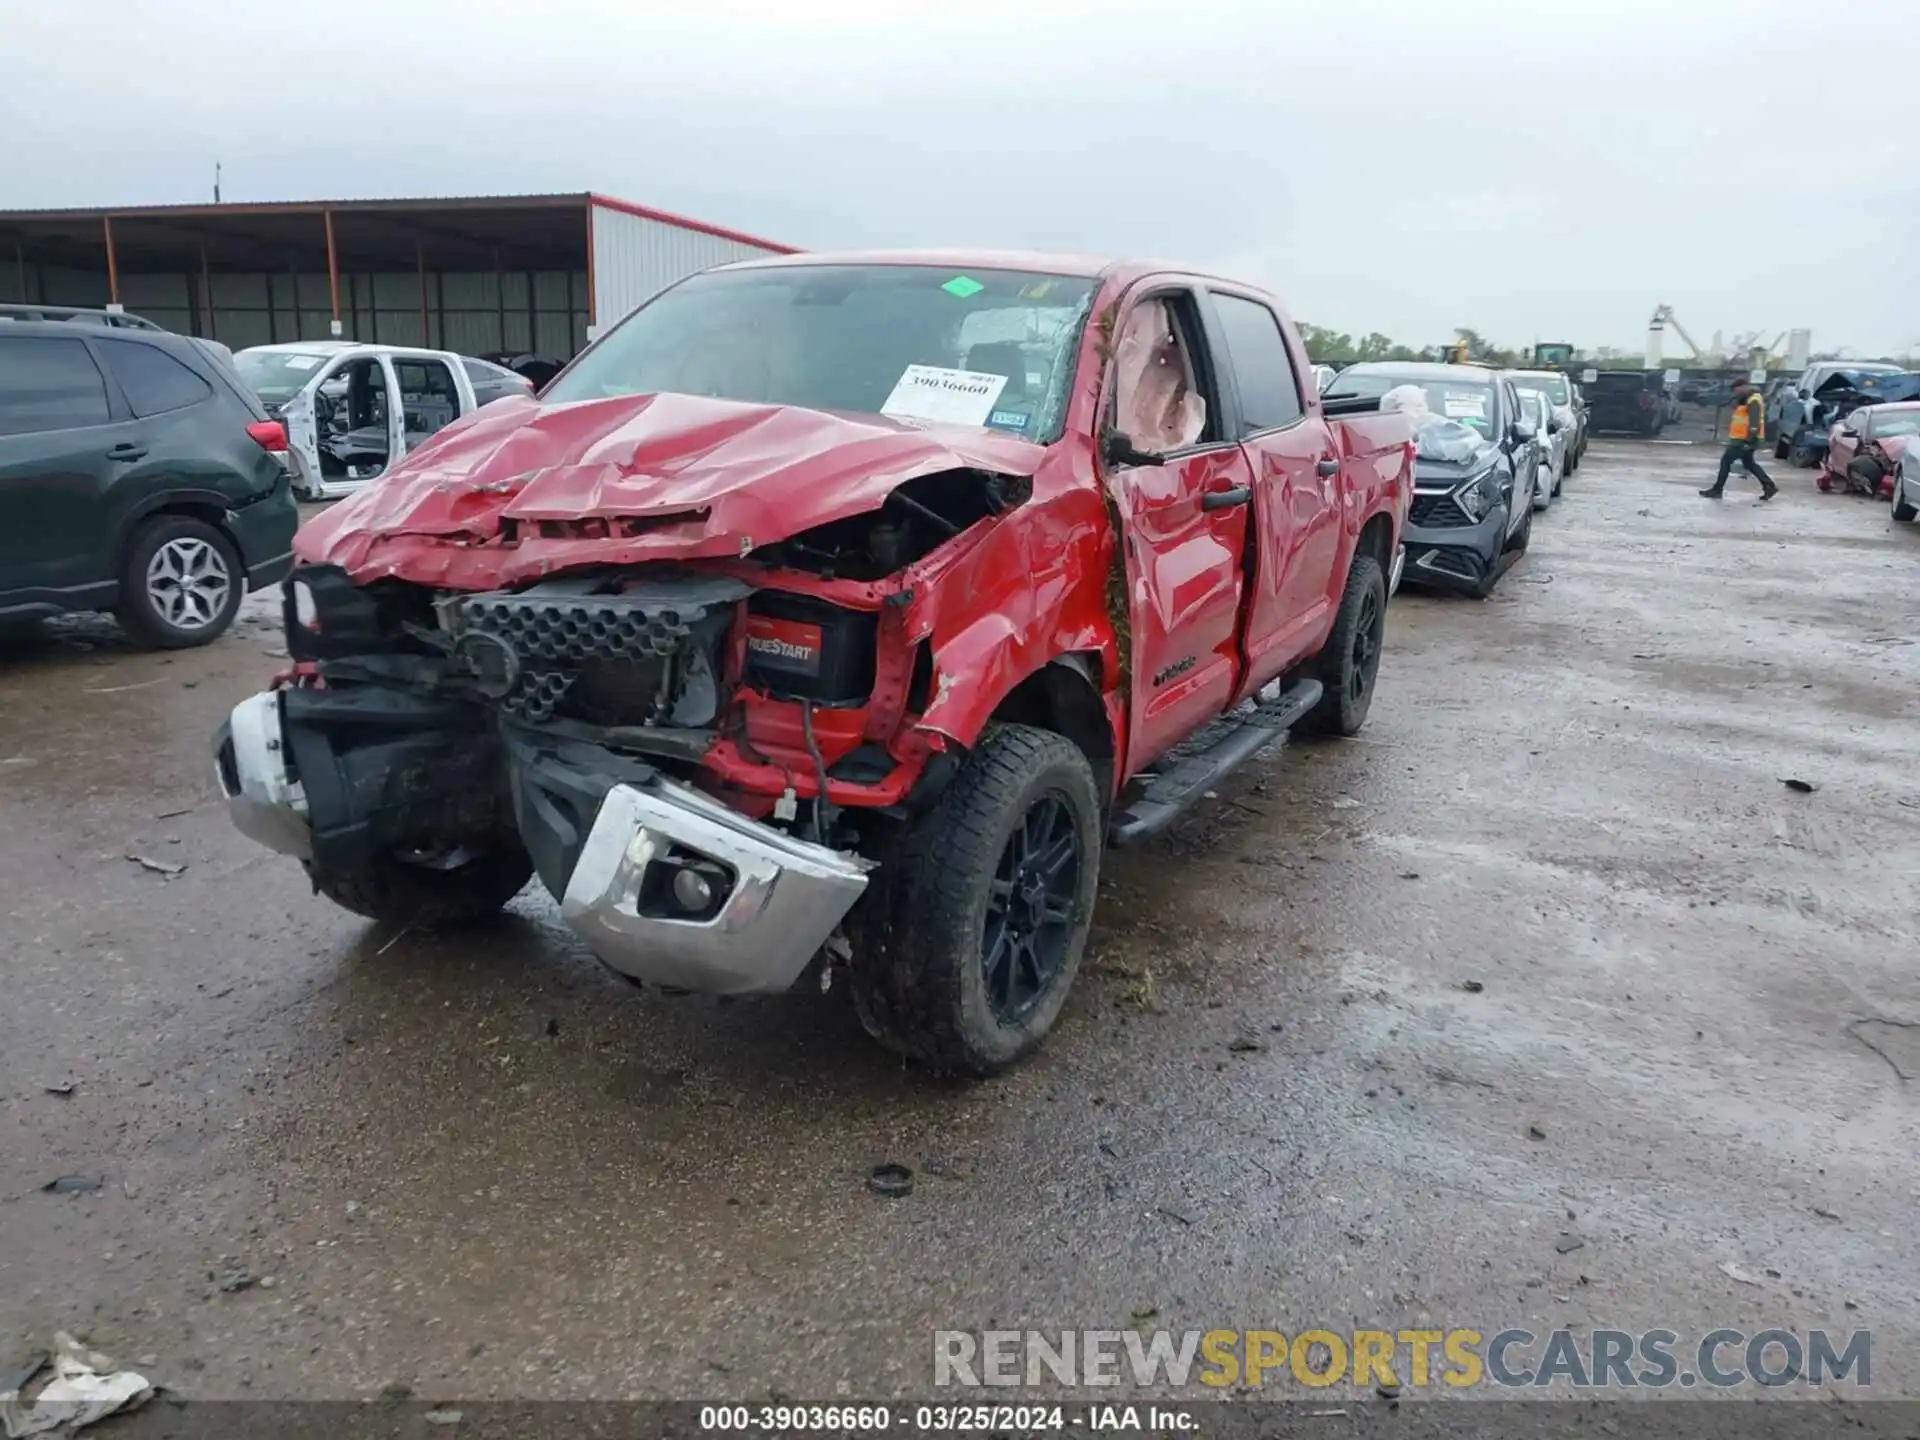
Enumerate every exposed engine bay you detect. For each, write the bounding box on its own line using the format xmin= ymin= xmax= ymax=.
xmin=262 ymin=465 xmax=1026 ymax=918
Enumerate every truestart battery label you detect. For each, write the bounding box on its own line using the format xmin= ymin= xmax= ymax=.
xmin=745 ymin=615 xmax=824 ymax=677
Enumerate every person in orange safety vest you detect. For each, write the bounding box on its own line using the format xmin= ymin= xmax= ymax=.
xmin=1700 ymin=381 xmax=1778 ymax=500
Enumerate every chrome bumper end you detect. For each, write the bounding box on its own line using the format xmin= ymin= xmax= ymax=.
xmin=214 ymin=691 xmax=311 ymax=859
xmin=561 ymin=780 xmax=871 ymax=995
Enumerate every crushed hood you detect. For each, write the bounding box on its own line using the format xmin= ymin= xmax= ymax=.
xmin=296 ymin=391 xmax=1047 ymax=588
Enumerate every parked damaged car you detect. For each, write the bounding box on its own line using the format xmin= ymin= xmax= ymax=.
xmin=1773 ymin=362 xmax=1905 ymax=461
xmin=1821 ymin=401 xmax=1920 ymax=498
xmin=214 ymin=253 xmax=1415 ymax=1074
xmin=1323 ymin=362 xmax=1535 ymax=597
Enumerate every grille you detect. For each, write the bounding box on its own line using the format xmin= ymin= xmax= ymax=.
xmin=444 ymin=574 xmax=751 ymax=726
xmin=1409 ymin=491 xmax=1474 ymax=529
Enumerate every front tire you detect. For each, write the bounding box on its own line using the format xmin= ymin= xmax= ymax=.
xmin=1504 ymin=499 xmax=1533 ymax=555
xmin=307 ymin=848 xmax=533 ymax=927
xmin=849 ymin=725 xmax=1102 ymax=1075
xmin=116 ymin=515 xmax=244 ymax=648
xmin=1299 ymin=553 xmax=1386 ymax=737
xmin=1893 ymin=476 xmax=1918 ymax=522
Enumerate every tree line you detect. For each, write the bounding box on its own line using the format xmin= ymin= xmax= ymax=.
xmin=1300 ymin=324 xmax=1920 ymax=372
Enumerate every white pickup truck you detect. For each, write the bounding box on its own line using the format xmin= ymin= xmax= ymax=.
xmin=233 ymin=342 xmax=534 ymax=500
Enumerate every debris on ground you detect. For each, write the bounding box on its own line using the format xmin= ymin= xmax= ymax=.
xmin=39 ymin=1177 xmax=102 ymax=1196
xmin=1526 ymin=1124 xmax=1547 ymax=1141
xmin=1227 ymin=1035 xmax=1266 ymax=1054
xmin=1779 ymin=778 xmax=1818 ymax=794
xmin=216 ymin=1269 xmax=257 ymax=1294
xmin=42 ymin=1083 xmax=74 ymax=1098
xmin=0 ymin=1333 xmax=152 ymax=1437
xmin=866 ymin=1163 xmax=914 ymax=1199
xmin=123 ymin=855 xmax=185 ymax=878
xmin=1718 ymin=1261 xmax=1761 ymax=1286
xmin=1847 ymin=1018 xmax=1920 ymax=1081
xmin=423 ymin=1410 xmax=464 ymax=1426
xmin=1462 ymin=980 xmax=1485 ymax=994
xmin=1555 ymin=1234 xmax=1586 ymax=1255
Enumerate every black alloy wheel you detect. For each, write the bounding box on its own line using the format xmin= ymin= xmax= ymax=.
xmin=982 ymin=792 xmax=1082 ymax=1023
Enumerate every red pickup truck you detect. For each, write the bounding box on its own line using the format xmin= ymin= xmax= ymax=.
xmin=216 ymin=251 xmax=1413 ymax=1073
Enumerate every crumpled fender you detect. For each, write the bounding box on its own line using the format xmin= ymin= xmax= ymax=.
xmin=294 ymin=392 xmax=1049 ymax=590
xmin=902 ymin=474 xmax=1120 ymax=754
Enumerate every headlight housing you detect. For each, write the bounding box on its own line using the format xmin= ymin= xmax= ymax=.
xmin=1452 ymin=465 xmax=1501 ymax=522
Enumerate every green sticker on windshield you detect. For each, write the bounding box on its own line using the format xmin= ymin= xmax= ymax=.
xmin=941 ymin=275 xmax=985 ymax=298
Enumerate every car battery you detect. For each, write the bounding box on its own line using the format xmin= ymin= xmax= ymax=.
xmin=743 ymin=593 xmax=877 ymax=705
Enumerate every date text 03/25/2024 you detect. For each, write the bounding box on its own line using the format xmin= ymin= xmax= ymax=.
xmin=697 ymin=1404 xmax=1195 ymax=1432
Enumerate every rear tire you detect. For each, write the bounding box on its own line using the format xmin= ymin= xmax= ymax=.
xmin=116 ymin=515 xmax=244 ymax=649
xmin=307 ymin=848 xmax=533 ymax=927
xmin=1299 ymin=553 xmax=1386 ymax=738
xmin=1893 ymin=479 xmax=1917 ymax=523
xmin=848 ymin=725 xmax=1101 ymax=1075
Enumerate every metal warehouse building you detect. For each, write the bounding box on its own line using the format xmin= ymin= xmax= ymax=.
xmin=0 ymin=192 xmax=795 ymax=358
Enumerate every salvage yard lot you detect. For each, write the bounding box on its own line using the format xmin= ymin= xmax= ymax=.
xmin=1 ymin=441 xmax=1916 ymax=1399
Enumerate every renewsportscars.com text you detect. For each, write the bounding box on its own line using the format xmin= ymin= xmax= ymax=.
xmin=934 ymin=1327 xmax=1871 ymax=1391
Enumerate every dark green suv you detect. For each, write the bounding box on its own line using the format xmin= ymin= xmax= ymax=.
xmin=0 ymin=316 xmax=298 ymax=647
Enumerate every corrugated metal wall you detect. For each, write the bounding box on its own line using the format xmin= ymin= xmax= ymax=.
xmin=590 ymin=205 xmax=784 ymax=328
xmin=3 ymin=262 xmax=589 ymax=357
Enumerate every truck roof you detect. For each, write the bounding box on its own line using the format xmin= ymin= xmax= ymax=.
xmin=716 ymin=247 xmax=1265 ymax=290
xmin=1332 ymin=361 xmax=1502 ymax=382
xmin=239 ymin=340 xmax=461 ymax=361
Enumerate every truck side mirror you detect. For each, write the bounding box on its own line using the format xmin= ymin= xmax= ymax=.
xmin=1102 ymin=431 xmax=1165 ymax=470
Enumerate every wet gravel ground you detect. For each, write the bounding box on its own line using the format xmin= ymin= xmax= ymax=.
xmin=1 ymin=441 xmax=1916 ymax=1407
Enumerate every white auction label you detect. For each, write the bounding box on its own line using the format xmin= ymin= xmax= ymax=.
xmin=880 ymin=365 xmax=1009 ymax=428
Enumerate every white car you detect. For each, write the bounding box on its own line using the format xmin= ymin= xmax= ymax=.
xmin=1516 ymin=387 xmax=1565 ymax=510
xmin=234 ymin=343 xmax=532 ymax=500
xmin=1894 ymin=446 xmax=1919 ymax=524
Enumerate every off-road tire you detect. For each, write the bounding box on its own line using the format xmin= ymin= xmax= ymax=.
xmin=1299 ymin=553 xmax=1386 ymax=738
xmin=116 ymin=515 xmax=245 ymax=649
xmin=848 ymin=725 xmax=1101 ymax=1076
xmin=306 ymin=849 xmax=533 ymax=927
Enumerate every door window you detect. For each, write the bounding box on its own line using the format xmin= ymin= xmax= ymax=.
xmin=1113 ymin=297 xmax=1213 ymax=454
xmin=98 ymin=338 xmax=213 ymax=417
xmin=0 ymin=336 xmax=112 ymax=436
xmin=1209 ymin=294 xmax=1304 ymax=433
xmin=394 ymin=358 xmax=461 ymax=442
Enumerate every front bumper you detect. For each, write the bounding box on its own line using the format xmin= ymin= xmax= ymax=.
xmin=1400 ymin=501 xmax=1507 ymax=593
xmin=214 ymin=691 xmax=312 ymax=859
xmin=561 ymin=779 xmax=871 ymax=995
xmin=215 ymin=690 xmax=871 ymax=995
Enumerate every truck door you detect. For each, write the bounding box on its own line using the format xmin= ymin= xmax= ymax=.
xmin=389 ymin=354 xmax=465 ymax=462
xmin=1203 ymin=289 xmax=1338 ymax=692
xmin=1103 ymin=289 xmax=1253 ymax=771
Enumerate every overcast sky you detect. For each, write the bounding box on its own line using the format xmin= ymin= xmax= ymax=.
xmin=6 ymin=0 xmax=1916 ymax=356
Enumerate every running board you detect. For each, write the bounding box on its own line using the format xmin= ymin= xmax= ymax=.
xmin=1107 ymin=679 xmax=1322 ymax=847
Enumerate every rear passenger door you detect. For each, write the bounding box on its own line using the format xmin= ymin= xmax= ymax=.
xmin=93 ymin=335 xmax=233 ymax=559
xmin=391 ymin=355 xmax=463 ymax=457
xmin=0 ymin=334 xmax=142 ymax=603
xmin=1203 ymin=289 xmax=1339 ymax=690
